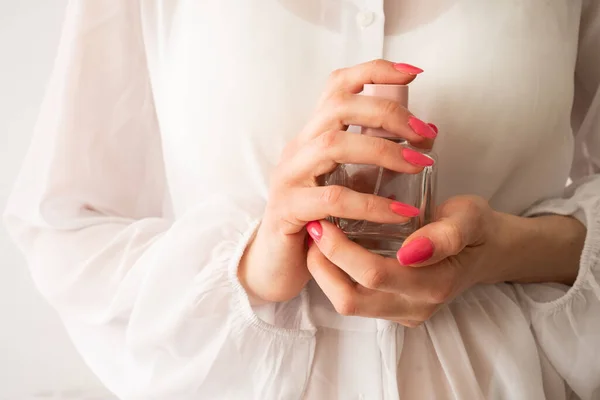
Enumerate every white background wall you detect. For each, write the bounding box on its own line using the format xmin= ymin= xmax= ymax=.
xmin=0 ymin=2 xmax=113 ymax=399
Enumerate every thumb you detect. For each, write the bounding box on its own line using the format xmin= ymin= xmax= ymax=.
xmin=397 ymin=197 xmax=487 ymax=267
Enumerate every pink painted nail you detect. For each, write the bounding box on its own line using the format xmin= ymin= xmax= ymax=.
xmin=390 ymin=202 xmax=420 ymax=217
xmin=393 ymin=63 xmax=424 ymax=75
xmin=402 ymin=148 xmax=435 ymax=167
xmin=397 ymin=238 xmax=435 ymax=265
xmin=408 ymin=116 xmax=438 ymax=139
xmin=306 ymin=221 xmax=323 ymax=243
xmin=427 ymin=123 xmax=439 ymax=134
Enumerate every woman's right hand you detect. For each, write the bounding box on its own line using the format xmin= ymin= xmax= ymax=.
xmin=238 ymin=60 xmax=438 ymax=304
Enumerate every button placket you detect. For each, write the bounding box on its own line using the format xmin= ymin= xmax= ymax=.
xmin=353 ymin=0 xmax=385 ymax=61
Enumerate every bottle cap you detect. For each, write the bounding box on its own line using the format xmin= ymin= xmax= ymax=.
xmin=362 ymin=84 xmax=408 ymax=106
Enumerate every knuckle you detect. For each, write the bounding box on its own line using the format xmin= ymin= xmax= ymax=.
xmin=442 ymin=221 xmax=465 ymax=256
xmin=402 ymin=320 xmax=422 ymax=328
xmin=427 ymin=284 xmax=453 ymax=304
xmin=361 ymin=267 xmax=388 ymax=290
xmin=369 ymin=58 xmax=388 ymax=71
xmin=363 ymin=194 xmax=379 ymax=215
xmin=466 ymin=197 xmax=487 ymax=227
xmin=369 ymin=137 xmax=390 ymax=159
xmin=265 ymin=191 xmax=285 ymax=214
xmin=325 ymin=90 xmax=350 ymax=114
xmin=320 ymin=185 xmax=345 ymax=207
xmin=440 ymin=196 xmax=487 ymax=220
xmin=415 ymin=306 xmax=436 ymax=322
xmin=272 ymin=215 xmax=297 ymax=236
xmin=270 ymin=160 xmax=295 ymax=185
xmin=322 ymin=237 xmax=341 ymax=260
xmin=333 ymin=291 xmax=357 ymax=316
xmin=328 ymin=68 xmax=347 ymax=84
xmin=380 ymin=99 xmax=402 ymax=118
xmin=427 ymin=276 xmax=456 ymax=304
xmin=460 ymin=196 xmax=486 ymax=219
xmin=316 ymin=129 xmax=339 ymax=150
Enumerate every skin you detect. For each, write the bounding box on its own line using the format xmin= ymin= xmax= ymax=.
xmin=306 ymin=197 xmax=585 ymax=327
xmin=237 ymin=59 xmax=587 ymax=325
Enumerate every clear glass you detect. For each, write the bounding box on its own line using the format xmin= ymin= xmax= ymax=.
xmin=323 ymin=138 xmax=436 ymax=257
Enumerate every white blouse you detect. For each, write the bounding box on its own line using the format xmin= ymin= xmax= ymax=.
xmin=5 ymin=1 xmax=600 ymax=399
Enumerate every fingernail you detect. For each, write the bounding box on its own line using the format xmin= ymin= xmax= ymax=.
xmin=390 ymin=202 xmax=420 ymax=217
xmin=393 ymin=63 xmax=424 ymax=75
xmin=402 ymin=148 xmax=435 ymax=167
xmin=427 ymin=123 xmax=439 ymax=134
xmin=397 ymin=237 xmax=434 ymax=265
xmin=306 ymin=221 xmax=323 ymax=243
xmin=408 ymin=116 xmax=438 ymax=139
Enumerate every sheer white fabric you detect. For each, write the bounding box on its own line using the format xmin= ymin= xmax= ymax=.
xmin=5 ymin=1 xmax=600 ymax=399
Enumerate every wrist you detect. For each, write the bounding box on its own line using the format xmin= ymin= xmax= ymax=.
xmin=477 ymin=211 xmax=519 ymax=284
xmin=237 ymin=225 xmax=271 ymax=306
xmin=237 ymin=220 xmax=310 ymax=305
xmin=486 ymin=211 xmax=537 ymax=284
xmin=486 ymin=212 xmax=585 ymax=285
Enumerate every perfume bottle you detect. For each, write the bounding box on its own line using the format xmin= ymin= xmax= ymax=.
xmin=322 ymin=84 xmax=436 ymax=257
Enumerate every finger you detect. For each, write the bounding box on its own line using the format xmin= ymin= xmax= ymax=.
xmin=308 ymin=243 xmax=440 ymax=320
xmin=307 ymin=243 xmax=360 ymax=316
xmin=309 ymin=219 xmax=400 ymax=292
xmin=278 ymin=131 xmax=433 ymax=182
xmin=308 ymin=220 xmax=408 ymax=291
xmin=410 ymin=137 xmax=435 ymax=151
xmin=283 ymin=186 xmax=420 ymax=226
xmin=307 ymin=220 xmax=457 ymax=302
xmin=301 ymin=92 xmax=435 ymax=145
xmin=409 ymin=123 xmax=437 ymax=151
xmin=397 ymin=196 xmax=488 ymax=267
xmin=307 ymin=243 xmax=413 ymax=318
xmin=322 ymin=59 xmax=421 ymax=98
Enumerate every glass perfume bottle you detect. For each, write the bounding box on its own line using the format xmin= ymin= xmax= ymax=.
xmin=322 ymin=84 xmax=436 ymax=257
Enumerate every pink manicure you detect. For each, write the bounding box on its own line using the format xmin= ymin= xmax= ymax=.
xmin=393 ymin=63 xmax=424 ymax=75
xmin=408 ymin=116 xmax=438 ymax=139
xmin=390 ymin=202 xmax=420 ymax=217
xmin=402 ymin=148 xmax=435 ymax=167
xmin=397 ymin=238 xmax=435 ymax=265
xmin=427 ymin=123 xmax=439 ymax=134
xmin=306 ymin=221 xmax=323 ymax=243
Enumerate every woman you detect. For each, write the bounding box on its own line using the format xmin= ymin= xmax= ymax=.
xmin=5 ymin=1 xmax=600 ymax=399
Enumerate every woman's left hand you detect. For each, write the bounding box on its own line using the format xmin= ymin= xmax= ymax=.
xmin=306 ymin=195 xmax=510 ymax=327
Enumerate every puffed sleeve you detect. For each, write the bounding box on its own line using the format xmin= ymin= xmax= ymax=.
xmin=514 ymin=1 xmax=600 ymax=398
xmin=3 ymin=1 xmax=315 ymax=399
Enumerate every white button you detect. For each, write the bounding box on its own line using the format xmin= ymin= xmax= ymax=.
xmin=356 ymin=11 xmax=375 ymax=28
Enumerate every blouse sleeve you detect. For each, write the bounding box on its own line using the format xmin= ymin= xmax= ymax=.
xmin=3 ymin=1 xmax=314 ymax=399
xmin=514 ymin=1 xmax=600 ymax=398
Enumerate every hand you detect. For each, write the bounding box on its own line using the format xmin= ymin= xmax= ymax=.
xmin=238 ymin=60 xmax=438 ymax=304
xmin=306 ymin=195 xmax=505 ymax=327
